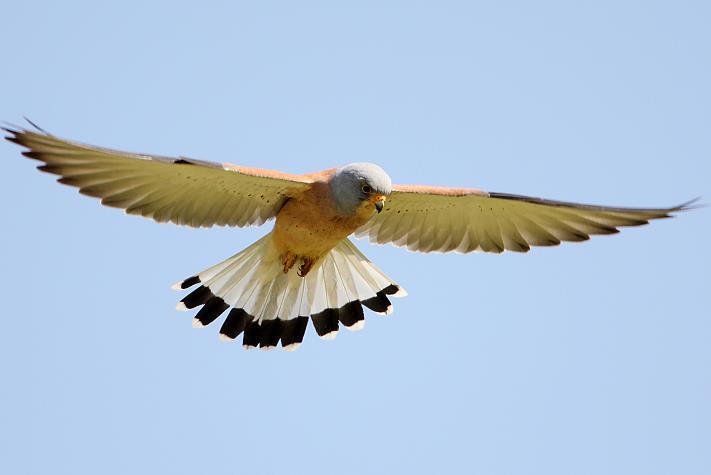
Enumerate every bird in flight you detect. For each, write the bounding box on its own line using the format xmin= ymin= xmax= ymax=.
xmin=5 ymin=123 xmax=695 ymax=351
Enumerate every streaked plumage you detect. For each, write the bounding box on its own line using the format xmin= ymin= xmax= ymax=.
xmin=4 ymin=123 xmax=696 ymax=351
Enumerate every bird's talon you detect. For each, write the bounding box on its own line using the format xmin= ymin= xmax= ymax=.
xmin=282 ymin=251 xmax=297 ymax=273
xmin=298 ymin=257 xmax=314 ymax=277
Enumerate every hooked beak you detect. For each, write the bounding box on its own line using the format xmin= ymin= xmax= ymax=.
xmin=373 ymin=195 xmax=386 ymax=213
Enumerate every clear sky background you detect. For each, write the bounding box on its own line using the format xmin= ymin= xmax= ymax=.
xmin=1 ymin=1 xmax=709 ymax=474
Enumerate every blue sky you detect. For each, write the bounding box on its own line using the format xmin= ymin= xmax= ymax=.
xmin=1 ymin=1 xmax=709 ymax=474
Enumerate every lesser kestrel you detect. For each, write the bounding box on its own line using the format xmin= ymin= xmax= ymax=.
xmin=5 ymin=124 xmax=694 ymax=351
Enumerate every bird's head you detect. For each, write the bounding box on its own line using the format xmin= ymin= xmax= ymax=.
xmin=330 ymin=163 xmax=392 ymax=216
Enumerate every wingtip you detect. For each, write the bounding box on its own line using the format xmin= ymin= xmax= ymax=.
xmin=2 ymin=123 xmax=18 ymax=136
xmin=2 ymin=125 xmax=20 ymax=142
xmin=674 ymin=197 xmax=705 ymax=212
xmin=3 ymin=119 xmax=51 ymax=144
xmin=23 ymin=117 xmax=48 ymax=134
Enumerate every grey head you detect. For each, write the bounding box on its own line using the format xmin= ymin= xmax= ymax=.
xmin=330 ymin=162 xmax=392 ymax=215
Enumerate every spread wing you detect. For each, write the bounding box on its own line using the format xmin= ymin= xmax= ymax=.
xmin=355 ymin=184 xmax=695 ymax=253
xmin=5 ymin=126 xmax=311 ymax=228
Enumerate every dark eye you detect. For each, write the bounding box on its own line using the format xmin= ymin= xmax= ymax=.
xmin=361 ymin=184 xmax=372 ymax=194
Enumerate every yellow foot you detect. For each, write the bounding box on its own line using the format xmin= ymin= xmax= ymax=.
xmin=282 ymin=251 xmax=297 ymax=274
xmin=297 ymin=257 xmax=314 ymax=277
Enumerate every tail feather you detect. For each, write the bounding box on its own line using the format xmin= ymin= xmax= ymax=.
xmin=280 ymin=317 xmax=309 ymax=351
xmin=219 ymin=309 xmax=251 ymax=340
xmin=172 ymin=232 xmax=405 ymax=351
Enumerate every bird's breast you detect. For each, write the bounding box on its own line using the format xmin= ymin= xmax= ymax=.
xmin=272 ymin=185 xmax=375 ymax=258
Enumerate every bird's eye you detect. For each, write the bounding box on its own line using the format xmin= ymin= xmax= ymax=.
xmin=361 ymin=184 xmax=372 ymax=194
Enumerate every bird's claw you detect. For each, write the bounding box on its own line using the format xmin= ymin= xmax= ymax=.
xmin=282 ymin=251 xmax=297 ymax=274
xmin=297 ymin=257 xmax=314 ymax=277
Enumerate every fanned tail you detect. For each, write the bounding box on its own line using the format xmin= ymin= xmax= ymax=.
xmin=172 ymin=232 xmax=406 ymax=351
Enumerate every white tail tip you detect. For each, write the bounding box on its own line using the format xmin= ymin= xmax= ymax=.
xmin=320 ymin=330 xmax=338 ymax=341
xmin=170 ymin=282 xmax=183 ymax=291
xmin=392 ymin=286 xmax=408 ymax=298
xmin=176 ymin=302 xmax=188 ymax=312
xmin=218 ymin=333 xmax=234 ymax=342
xmin=346 ymin=320 xmax=365 ymax=332
xmin=192 ymin=318 xmax=204 ymax=328
xmin=373 ymin=305 xmax=393 ymax=316
xmin=283 ymin=343 xmax=302 ymax=352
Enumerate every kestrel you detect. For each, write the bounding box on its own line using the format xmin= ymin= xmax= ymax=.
xmin=5 ymin=123 xmax=695 ymax=351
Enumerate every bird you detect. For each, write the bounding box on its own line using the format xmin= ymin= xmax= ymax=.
xmin=4 ymin=122 xmax=696 ymax=351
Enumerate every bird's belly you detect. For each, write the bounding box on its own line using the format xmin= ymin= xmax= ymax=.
xmin=274 ymin=212 xmax=348 ymax=257
xmin=273 ymin=198 xmax=372 ymax=258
